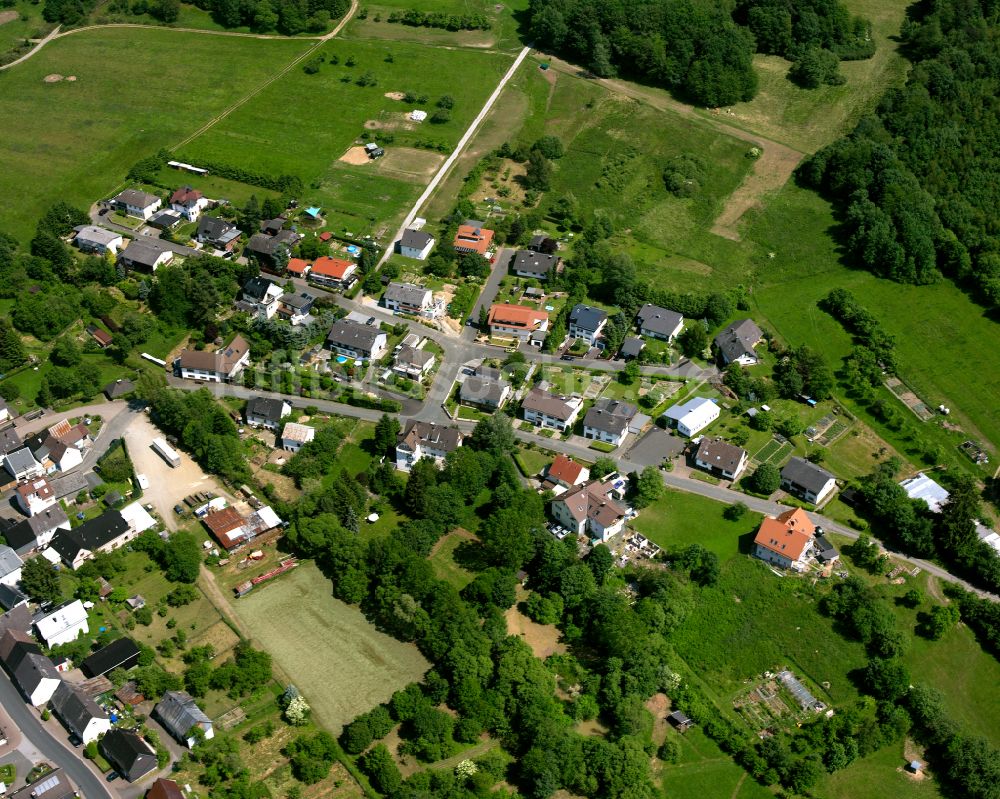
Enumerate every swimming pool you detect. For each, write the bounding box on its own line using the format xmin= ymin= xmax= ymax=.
xmin=336 ymin=355 xmax=348 ymax=364
xmin=346 ymin=245 xmax=360 ymax=255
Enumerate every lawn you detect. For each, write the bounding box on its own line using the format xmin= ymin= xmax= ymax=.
xmin=428 ymin=531 xmax=475 ymax=590
xmin=659 ymin=727 xmax=774 ymax=799
xmin=815 ymin=740 xmax=942 ymax=799
xmin=513 ymin=447 xmax=551 ymax=478
xmin=0 ymin=0 xmax=54 ymax=58
xmin=0 ymin=28 xmax=310 ymax=241
xmin=233 ymin=562 xmax=430 ymax=733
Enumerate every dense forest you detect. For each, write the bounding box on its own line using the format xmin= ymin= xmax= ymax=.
xmin=798 ymin=0 xmax=1000 ymax=307
xmin=193 ymin=0 xmax=350 ymax=34
xmin=526 ymin=0 xmax=872 ymax=105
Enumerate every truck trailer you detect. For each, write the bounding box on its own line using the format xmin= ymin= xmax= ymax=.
xmin=151 ymin=437 xmax=181 ymax=468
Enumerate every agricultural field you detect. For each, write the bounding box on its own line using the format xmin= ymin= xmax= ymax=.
xmin=0 ymin=28 xmax=309 ymax=241
xmin=233 ymin=562 xmax=430 ymax=733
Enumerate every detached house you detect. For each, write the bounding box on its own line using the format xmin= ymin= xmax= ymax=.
xmin=15 ymin=477 xmax=58 ymax=516
xmin=393 ymin=345 xmax=435 ymax=379
xmin=100 ymin=729 xmax=158 ymax=782
xmin=636 ymin=304 xmax=684 ymax=342
xmin=242 ymin=276 xmax=284 ymax=320
xmin=326 ymin=319 xmax=387 ymax=360
xmin=176 ymin=334 xmax=250 ymax=383
xmin=170 ymin=186 xmax=209 ymax=221
xmin=694 ymin=437 xmax=749 ymax=481
xmin=48 ymin=510 xmax=135 ymax=569
xmin=753 ymin=507 xmax=817 ymax=571
xmin=780 ymin=457 xmax=837 ymax=505
xmin=460 ymin=365 xmax=511 ymax=410
xmin=568 ymin=304 xmax=608 ymax=345
xmin=276 ymin=292 xmax=315 ymax=325
xmin=714 ymin=319 xmax=764 ymax=366
xmin=155 ymin=690 xmax=214 ymax=748
xmin=453 ymin=221 xmax=494 ymax=255
xmin=551 ymin=478 xmax=628 ymax=542
xmin=245 ymin=396 xmax=291 ymax=430
xmin=511 ymin=250 xmax=558 ymax=281
xmin=521 ymin=388 xmax=582 ymax=432
xmin=398 ymin=229 xmax=435 ymax=260
xmin=117 ymin=239 xmax=173 ymax=273
xmin=310 ymin=256 xmax=357 ymax=288
xmin=34 ymin=599 xmax=89 ymax=647
xmin=383 ymin=282 xmax=434 ymax=317
xmin=73 ymin=225 xmax=123 ymax=255
xmin=583 ymin=398 xmax=639 ymax=448
xmin=281 ymin=422 xmax=315 ymax=453
xmin=543 ymin=454 xmax=589 ymax=492
xmin=196 ymin=216 xmax=241 ymax=251
xmin=396 ymin=421 xmax=463 ymax=472
xmin=111 ymin=189 xmax=161 ymax=221
xmin=663 ymin=397 xmax=719 ymax=437
xmin=487 ymin=304 xmax=549 ymax=345
xmin=49 ymin=680 xmax=112 ymax=744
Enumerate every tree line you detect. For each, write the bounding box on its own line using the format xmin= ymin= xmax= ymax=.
xmin=191 ymin=0 xmax=349 ymax=34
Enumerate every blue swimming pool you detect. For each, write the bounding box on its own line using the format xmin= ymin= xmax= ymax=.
xmin=346 ymin=245 xmax=360 ymax=255
xmin=336 ymin=355 xmax=348 ymax=364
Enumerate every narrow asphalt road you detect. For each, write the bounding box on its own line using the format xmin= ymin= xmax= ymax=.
xmin=465 ymin=247 xmax=513 ymax=335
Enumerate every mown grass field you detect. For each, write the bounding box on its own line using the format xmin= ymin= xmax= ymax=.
xmin=234 ymin=562 xmax=430 ymax=733
xmin=632 ymin=490 xmax=763 ymax=560
xmin=660 ymin=727 xmax=774 ymax=799
xmin=0 ymin=28 xmax=309 ymax=241
xmin=815 ymin=740 xmax=942 ymax=799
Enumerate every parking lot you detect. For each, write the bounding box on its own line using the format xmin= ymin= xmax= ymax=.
xmin=123 ymin=413 xmax=234 ymax=530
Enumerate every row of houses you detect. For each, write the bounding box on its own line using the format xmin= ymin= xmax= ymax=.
xmin=1 ymin=420 xmax=92 ymax=482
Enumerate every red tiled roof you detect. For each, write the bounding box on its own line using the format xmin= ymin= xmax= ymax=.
xmin=286 ymin=258 xmax=310 ymax=275
xmin=453 ymin=224 xmax=494 ymax=254
xmin=17 ymin=477 xmax=53 ymax=501
xmin=487 ymin=303 xmax=548 ymax=330
xmin=311 ymin=256 xmax=355 ymax=279
xmin=754 ymin=508 xmax=815 ymax=561
xmin=319 ymin=232 xmax=332 ymax=242
xmin=548 ymin=454 xmax=585 ymax=485
xmin=170 ymin=187 xmax=203 ymax=205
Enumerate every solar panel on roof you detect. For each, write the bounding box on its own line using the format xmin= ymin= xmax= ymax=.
xmin=34 ymin=774 xmax=61 ymax=793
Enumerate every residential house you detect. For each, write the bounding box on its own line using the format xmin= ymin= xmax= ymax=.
xmin=583 ymin=398 xmax=639 ymax=447
xmin=80 ymin=636 xmax=141 ymax=678
xmin=48 ymin=510 xmax=135 ymax=569
xmin=49 ymin=680 xmax=112 ymax=744
xmin=12 ymin=646 xmax=60 ymax=705
xmin=104 ymin=379 xmax=135 ymax=400
xmin=276 ymin=292 xmax=315 ymax=325
xmin=242 ymin=276 xmax=284 ymax=320
xmin=0 ymin=587 xmax=29 ymax=617
xmin=636 ymin=304 xmax=684 ymax=342
xmin=694 ymin=437 xmax=749 ymax=481
xmin=0 ymin=426 xmax=22 ymax=456
xmin=169 ymin=186 xmax=209 ymax=221
xmin=34 ymin=599 xmax=89 ymax=647
xmin=551 ymin=478 xmax=628 ymax=542
xmin=3 ymin=508 xmax=70 ymax=557
xmin=246 ymin=231 xmax=299 ymax=269
xmin=24 ymin=432 xmax=83 ymax=474
xmin=398 ymin=229 xmax=435 ymax=260
xmin=568 ymin=304 xmax=609 ymax=345
xmin=176 ymin=334 xmax=250 ymax=383
xmin=15 ymin=477 xmax=58 ymax=516
xmin=452 ymin=221 xmax=494 ymax=255
xmin=395 ymin=421 xmax=463 ymax=472
xmin=73 ymin=225 xmax=123 ymax=255
xmin=245 ymin=397 xmax=291 ymax=430
xmin=0 ymin=398 xmax=11 ymax=423
xmin=714 ymin=319 xmax=765 ymax=366
xmin=528 ymin=234 xmax=558 ymax=253
xmin=310 ymin=256 xmax=357 ymax=287
xmin=0 ymin=628 xmax=33 ymax=662
xmin=383 ymin=282 xmax=434 ymax=317
xmin=196 ymin=216 xmax=241 ymax=251
xmin=544 ymin=455 xmax=589 ymax=491
xmin=460 ymin=365 xmax=511 ymax=410
xmin=3 ymin=448 xmax=44 ymax=481
xmin=8 ymin=769 xmax=77 ymax=799
xmin=326 ymin=319 xmax=387 ymax=361
xmin=753 ymin=507 xmax=817 ymax=570
xmin=780 ymin=457 xmax=837 ymax=505
xmin=117 ymin=239 xmax=173 ymax=273
xmin=487 ymin=304 xmax=549 ymax=344
xmin=0 ymin=546 xmax=22 ymax=588
xmin=154 ymin=690 xmax=215 ymax=748
xmin=147 ymin=209 xmax=183 ymax=231
xmin=511 ymin=250 xmax=558 ymax=280
xmin=285 ymin=258 xmax=311 ymax=277
xmin=100 ymin=729 xmax=158 ymax=782
xmin=521 ymin=388 xmax=583 ymax=432
xmin=662 ymin=397 xmax=720 ymax=437
xmin=148 ymin=778 xmax=185 ymax=799
xmin=111 ymin=189 xmax=161 ymax=221
xmin=49 ymin=421 xmax=91 ymax=450
xmin=393 ymin=345 xmax=435 ymax=379
xmin=280 ymin=422 xmax=315 ymax=453
xmin=619 ymin=337 xmax=645 ymax=360
xmin=262 ymin=217 xmax=286 ymax=236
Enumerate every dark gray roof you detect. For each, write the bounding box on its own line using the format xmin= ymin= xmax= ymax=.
xmin=243 ymin=276 xmax=279 ymax=302
xmin=397 ymin=421 xmax=463 ymax=454
xmin=815 ymin=534 xmax=838 ymax=561
xmin=246 ymin=396 xmax=288 ymax=423
xmin=14 ymin=650 xmax=59 ymax=695
xmin=400 ymin=229 xmax=434 ymax=249
xmin=0 ymin=604 xmax=31 ymax=637
xmin=327 ymin=319 xmax=384 ymax=354
xmin=247 ymin=233 xmax=281 ymax=256
xmin=100 ymin=729 xmax=157 ymax=781
xmin=636 ymin=304 xmax=683 ymax=337
xmin=512 ymin=250 xmax=557 ymax=276
xmin=13 ymin=506 xmax=70 ymax=544
xmin=0 ymin=585 xmax=28 ymax=613
xmin=4 ymin=447 xmax=39 ymax=477
xmin=695 ymin=437 xmax=747 ymax=473
xmin=569 ymin=304 xmax=608 ymax=333
xmin=522 ymin=388 xmax=578 ymax=422
xmin=197 ymin=215 xmax=237 ymax=240
xmin=584 ymin=398 xmax=637 ymax=436
xmin=0 ymin=426 xmax=22 ymax=455
xmin=49 ymin=511 xmax=128 ymax=564
xmin=50 ymin=680 xmax=108 ymax=738
xmin=395 ymin=345 xmax=434 ymax=369
xmin=383 ymin=281 xmax=431 ymax=307
xmin=279 ymin=292 xmax=314 ymax=310
xmin=780 ymin=457 xmax=835 ymax=494
xmin=154 ymin=690 xmax=212 ymax=740
xmin=147 ymin=210 xmax=183 ymax=230
xmin=80 ymin=637 xmax=140 ymax=678
xmin=118 ymin=239 xmax=171 ymax=269
xmin=8 ymin=769 xmax=77 ymax=799
xmin=714 ymin=319 xmax=764 ymax=362
xmin=103 ymin=379 xmax=135 ymax=399
xmin=620 ymin=337 xmax=645 ymax=358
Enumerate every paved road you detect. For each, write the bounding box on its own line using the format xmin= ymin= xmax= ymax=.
xmin=0 ymin=670 xmax=116 ymax=799
xmin=465 ymin=247 xmax=513 ymax=335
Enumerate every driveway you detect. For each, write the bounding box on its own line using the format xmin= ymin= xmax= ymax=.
xmin=464 ymin=247 xmax=513 ymax=339
xmin=625 ymin=427 xmax=685 ymax=468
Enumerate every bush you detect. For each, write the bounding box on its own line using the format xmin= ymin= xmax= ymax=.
xmin=750 ymin=463 xmax=780 ymax=494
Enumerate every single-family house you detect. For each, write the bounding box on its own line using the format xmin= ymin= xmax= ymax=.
xmin=170 ymin=186 xmax=209 ymax=221
xmin=3 ymin=508 xmax=70 ymax=557
xmin=753 ymin=507 xmax=816 ymax=571
xmin=488 ymin=303 xmax=549 ymax=343
xmin=511 ymin=250 xmax=558 ymax=280
xmin=398 ymin=229 xmax=435 ymax=260
xmin=310 ymin=256 xmax=357 ymax=287
xmin=662 ymin=397 xmax=719 ymax=437
xmin=49 ymin=680 xmax=112 ymax=744
xmin=73 ymin=225 xmax=123 ymax=255
xmin=246 ymin=231 xmax=299 ymax=269
xmin=117 ymin=239 xmax=174 ymax=273
xmin=276 ymin=292 xmax=315 ymax=325
xmin=393 ymin=345 xmax=435 ymax=379
xmin=780 ymin=458 xmax=837 ymax=505
xmin=48 ymin=510 xmax=134 ymax=569
xmin=0 ymin=546 xmax=22 ymax=588
xmin=242 ymin=276 xmax=284 ymax=320
xmin=3 ymin=448 xmax=44 ymax=481
xmin=0 ymin=628 xmax=33 ymax=662
xmin=196 ymin=216 xmax=241 ymax=251
xmin=111 ymin=189 xmax=161 ymax=220
xmin=147 ymin=209 xmax=184 ymax=231
xmin=453 ymin=221 xmax=494 ymax=255
xmin=326 ymin=319 xmax=387 ymax=360
xmin=0 ymin=427 xmax=21 ymax=456
xmin=24 ymin=432 xmax=83 ymax=475
xmin=154 ymin=690 xmax=215 ymax=748
xmin=619 ymin=337 xmax=645 ymax=360
xmin=281 ymin=422 xmax=315 ymax=453
xmin=9 ymin=644 xmax=60 ymax=705
xmin=15 ymin=477 xmax=58 ymax=516
xmin=285 ymin=258 xmax=311 ymax=277
xmin=100 ymin=729 xmax=158 ymax=782
xmin=262 ymin=217 xmax=286 ymax=236
xmin=521 ymin=388 xmax=582 ymax=432
xmin=176 ymin=334 xmax=250 ymax=383
xmin=551 ymin=478 xmax=628 ymax=541
xmin=395 ymin=421 xmax=463 ymax=472
xmin=148 ymin=778 xmax=185 ymax=799
xmin=8 ymin=768 xmax=77 ymax=799
xmin=636 ymin=304 xmax=684 ymax=342
xmin=714 ymin=319 xmax=765 ymax=366
xmin=694 ymin=437 xmax=749 ymax=481
xmin=544 ymin=455 xmax=590 ymax=491
xmin=583 ymin=398 xmax=639 ymax=447
xmin=34 ymin=599 xmax=89 ymax=647
xmin=383 ymin=282 xmax=434 ymax=316
xmin=80 ymin=636 xmax=141 ymax=678
xmin=460 ymin=365 xmax=511 ymax=409
xmin=568 ymin=304 xmax=608 ymax=345
xmin=245 ymin=396 xmax=291 ymax=430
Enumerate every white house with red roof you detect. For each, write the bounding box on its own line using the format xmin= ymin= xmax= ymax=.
xmin=753 ymin=508 xmax=817 ymax=571
xmin=544 ymin=455 xmax=590 ymax=493
xmin=310 ymin=256 xmax=357 ymax=287
xmin=170 ymin=187 xmax=209 ymax=221
xmin=15 ymin=477 xmax=58 ymax=517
